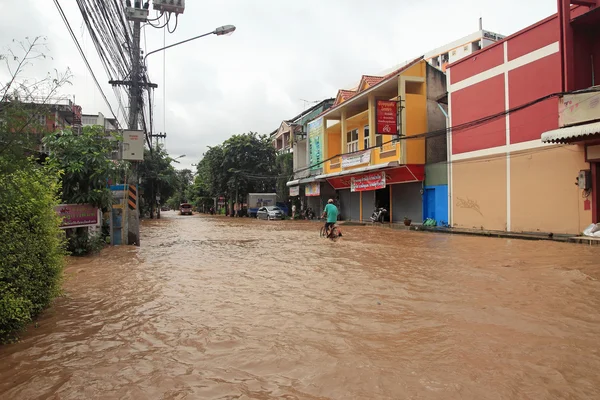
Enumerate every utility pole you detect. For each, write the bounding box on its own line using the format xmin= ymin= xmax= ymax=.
xmin=149 ymin=132 xmax=167 ymax=219
xmin=127 ymin=19 xmax=142 ymax=245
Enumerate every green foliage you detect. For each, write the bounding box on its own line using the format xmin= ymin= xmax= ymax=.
xmin=193 ymin=132 xmax=277 ymax=203
xmin=275 ymin=152 xmax=293 ymax=202
xmin=0 ymin=166 xmax=66 ymax=343
xmin=138 ymin=145 xmax=179 ymax=218
xmin=43 ymin=126 xmax=123 ymax=211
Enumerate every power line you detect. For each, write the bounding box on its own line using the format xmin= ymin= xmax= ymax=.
xmin=53 ymin=0 xmax=120 ymax=124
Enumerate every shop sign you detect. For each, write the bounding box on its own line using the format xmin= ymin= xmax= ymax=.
xmin=342 ymin=150 xmax=371 ymax=168
xmin=54 ymin=204 xmax=99 ymax=229
xmin=376 ymin=100 xmax=398 ymax=135
xmin=289 ymin=186 xmax=300 ymax=196
xmin=305 ymin=182 xmax=320 ymax=197
xmin=351 ymin=172 xmax=386 ymax=192
xmin=559 ymin=92 xmax=600 ymax=127
xmin=327 ymin=165 xmax=425 ymax=190
xmin=308 ymin=118 xmax=324 ymax=171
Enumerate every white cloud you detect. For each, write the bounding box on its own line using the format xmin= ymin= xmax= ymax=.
xmin=0 ymin=0 xmax=557 ymax=170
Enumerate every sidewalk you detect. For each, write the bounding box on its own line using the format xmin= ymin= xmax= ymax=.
xmin=344 ymin=221 xmax=599 ymax=246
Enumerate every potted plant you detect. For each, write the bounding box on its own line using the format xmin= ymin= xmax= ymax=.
xmin=403 ymin=216 xmax=412 ymax=226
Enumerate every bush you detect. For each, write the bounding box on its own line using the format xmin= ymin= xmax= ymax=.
xmin=0 ymin=167 xmax=66 ymax=343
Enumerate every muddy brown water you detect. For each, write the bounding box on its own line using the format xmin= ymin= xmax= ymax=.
xmin=1 ymin=213 xmax=600 ymax=399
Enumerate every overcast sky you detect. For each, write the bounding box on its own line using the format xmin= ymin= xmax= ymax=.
xmin=0 ymin=0 xmax=557 ymax=170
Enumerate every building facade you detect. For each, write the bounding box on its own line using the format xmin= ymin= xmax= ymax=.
xmin=447 ymin=0 xmax=600 ymax=234
xmin=272 ymin=99 xmax=335 ymax=211
xmin=424 ymin=25 xmax=506 ymax=72
xmin=288 ymin=59 xmax=447 ymax=223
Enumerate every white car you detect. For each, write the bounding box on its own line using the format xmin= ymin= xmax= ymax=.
xmin=256 ymin=206 xmax=284 ymax=220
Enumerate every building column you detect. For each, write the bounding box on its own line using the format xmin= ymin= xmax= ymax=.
xmin=368 ymin=95 xmax=376 ymax=163
xmin=341 ymin=109 xmax=347 ymax=155
xmin=359 ymin=191 xmax=363 ymax=221
xmin=322 ymin=117 xmax=328 ymax=171
xmin=389 ymin=186 xmax=393 ymax=223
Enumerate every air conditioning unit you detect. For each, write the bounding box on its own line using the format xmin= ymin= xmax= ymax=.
xmin=153 ymin=0 xmax=185 ymax=14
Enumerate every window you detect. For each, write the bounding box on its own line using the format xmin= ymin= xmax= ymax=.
xmin=346 ymin=129 xmax=358 ymax=153
xmin=376 ymin=134 xmax=383 ymax=148
xmin=363 ymin=125 xmax=370 ymax=149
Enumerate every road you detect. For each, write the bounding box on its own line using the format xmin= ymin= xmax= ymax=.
xmin=1 ymin=212 xmax=600 ymax=399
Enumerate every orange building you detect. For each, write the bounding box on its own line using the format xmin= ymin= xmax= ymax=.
xmin=288 ymin=58 xmax=447 ymax=222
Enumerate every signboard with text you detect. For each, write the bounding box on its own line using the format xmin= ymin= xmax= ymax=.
xmin=308 ymin=118 xmax=324 ymax=171
xmin=376 ymin=100 xmax=398 ymax=135
xmin=351 ymin=172 xmax=386 ymax=192
xmin=289 ymin=186 xmax=300 ymax=196
xmin=342 ymin=150 xmax=371 ymax=168
xmin=305 ymin=182 xmax=320 ymax=197
xmin=327 ymin=165 xmax=425 ymax=190
xmin=54 ymin=204 xmax=99 ymax=229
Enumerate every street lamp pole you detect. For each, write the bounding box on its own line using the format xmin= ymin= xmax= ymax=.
xmin=143 ymin=25 xmax=236 ymax=65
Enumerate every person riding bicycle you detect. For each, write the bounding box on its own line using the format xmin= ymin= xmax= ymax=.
xmin=322 ymin=199 xmax=339 ymax=237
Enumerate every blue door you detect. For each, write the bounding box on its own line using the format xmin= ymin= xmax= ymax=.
xmin=425 ymin=188 xmax=436 ymax=220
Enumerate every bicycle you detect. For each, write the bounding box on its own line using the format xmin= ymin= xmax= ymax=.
xmin=319 ymin=222 xmax=340 ymax=241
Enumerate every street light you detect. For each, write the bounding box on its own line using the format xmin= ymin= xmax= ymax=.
xmin=143 ymin=25 xmax=236 ymax=64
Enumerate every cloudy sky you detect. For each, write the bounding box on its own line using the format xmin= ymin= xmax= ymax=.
xmin=0 ymin=0 xmax=557 ymax=170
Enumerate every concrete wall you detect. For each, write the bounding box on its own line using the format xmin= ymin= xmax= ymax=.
xmin=451 ymin=145 xmax=591 ymax=234
xmin=391 ymin=182 xmax=422 ymax=223
xmin=294 ymin=139 xmax=308 ymax=172
xmin=510 ymin=145 xmax=591 ymax=234
xmin=426 ymin=64 xmax=448 ymax=164
xmin=425 ymin=162 xmax=448 ymax=186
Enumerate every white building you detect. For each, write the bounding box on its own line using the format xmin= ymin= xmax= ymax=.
xmin=81 ymin=112 xmax=120 ymax=132
xmin=424 ymin=26 xmax=505 ymax=71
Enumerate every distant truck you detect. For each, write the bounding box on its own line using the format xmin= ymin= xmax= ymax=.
xmin=247 ymin=193 xmax=290 ymax=218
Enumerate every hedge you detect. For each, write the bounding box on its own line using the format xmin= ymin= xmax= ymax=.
xmin=0 ymin=167 xmax=66 ymax=343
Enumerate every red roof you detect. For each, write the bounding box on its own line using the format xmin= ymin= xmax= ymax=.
xmin=360 ymin=75 xmax=384 ymax=89
xmin=334 ymin=89 xmax=358 ymax=105
xmin=315 ymin=56 xmax=424 ymax=119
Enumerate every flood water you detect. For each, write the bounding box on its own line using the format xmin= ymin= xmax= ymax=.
xmin=1 ymin=213 xmax=600 ymax=399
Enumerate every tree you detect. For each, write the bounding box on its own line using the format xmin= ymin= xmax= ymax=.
xmin=0 ymin=36 xmax=71 ymax=175
xmin=43 ymin=125 xmax=123 ymax=210
xmin=0 ymin=37 xmax=68 ymax=342
xmin=43 ymin=125 xmax=124 ymax=254
xmin=138 ymin=145 xmax=178 ymax=219
xmin=275 ymin=152 xmax=293 ymax=203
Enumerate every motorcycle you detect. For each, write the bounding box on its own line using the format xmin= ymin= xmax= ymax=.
xmin=370 ymin=207 xmax=388 ymax=223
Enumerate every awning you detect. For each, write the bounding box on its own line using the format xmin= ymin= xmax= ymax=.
xmin=541 ymin=121 xmax=600 ymax=144
xmin=315 ymin=161 xmax=399 ymax=180
xmin=285 ymin=175 xmax=322 ymax=187
xmin=326 ymin=164 xmax=424 ymax=190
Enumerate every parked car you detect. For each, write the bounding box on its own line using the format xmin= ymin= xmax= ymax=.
xmin=256 ymin=206 xmax=284 ymax=220
xmin=275 ymin=202 xmax=289 ymax=216
xmin=179 ymin=203 xmax=193 ymax=215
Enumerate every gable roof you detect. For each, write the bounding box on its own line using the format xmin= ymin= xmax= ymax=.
xmin=315 ymin=56 xmax=425 ymax=121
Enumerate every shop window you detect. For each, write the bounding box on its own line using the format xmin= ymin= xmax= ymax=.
xmin=363 ymin=125 xmax=370 ymax=149
xmin=346 ymin=129 xmax=358 ymax=153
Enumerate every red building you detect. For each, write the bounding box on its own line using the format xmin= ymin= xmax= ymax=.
xmin=447 ymin=0 xmax=600 ymax=234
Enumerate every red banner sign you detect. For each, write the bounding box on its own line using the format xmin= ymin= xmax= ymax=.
xmin=351 ymin=172 xmax=386 ymax=192
xmin=327 ymin=165 xmax=425 ymax=190
xmin=54 ymin=204 xmax=99 ymax=229
xmin=376 ymin=100 xmax=398 ymax=135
